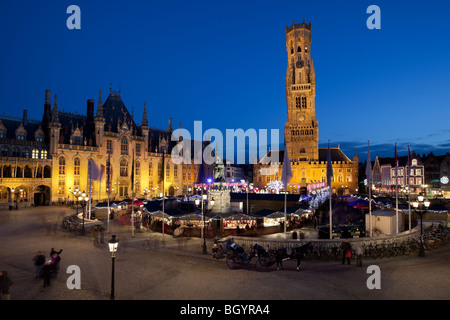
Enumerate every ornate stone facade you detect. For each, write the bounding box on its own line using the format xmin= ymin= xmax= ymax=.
xmin=253 ymin=21 xmax=359 ymax=195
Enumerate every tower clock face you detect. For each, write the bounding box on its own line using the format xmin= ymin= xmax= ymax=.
xmin=298 ymin=115 xmax=305 ymax=122
xmin=296 ymin=60 xmax=303 ymax=68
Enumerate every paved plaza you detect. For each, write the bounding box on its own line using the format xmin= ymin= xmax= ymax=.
xmin=0 ymin=206 xmax=449 ymax=303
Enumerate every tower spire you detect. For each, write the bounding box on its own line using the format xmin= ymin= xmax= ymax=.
xmin=142 ymin=101 xmax=148 ymax=127
xmin=51 ymin=94 xmax=59 ymax=123
xmin=96 ymin=89 xmax=103 ymax=118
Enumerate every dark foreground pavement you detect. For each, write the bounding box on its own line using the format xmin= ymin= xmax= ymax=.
xmin=0 ymin=206 xmax=449 ymax=305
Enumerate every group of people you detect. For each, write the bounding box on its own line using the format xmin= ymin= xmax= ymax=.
xmin=91 ymin=225 xmax=106 ymax=245
xmin=32 ymin=248 xmax=63 ymax=288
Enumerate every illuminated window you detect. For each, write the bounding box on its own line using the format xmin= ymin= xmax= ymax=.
xmin=149 ymin=160 xmax=153 ymax=176
xmin=74 ymin=157 xmax=80 ymax=175
xmin=135 ymin=160 xmax=140 ymax=176
xmin=121 ymin=137 xmax=128 ymax=155
xmin=166 ymin=163 xmax=171 ymax=177
xmin=59 ymin=157 xmax=66 ymax=175
xmin=120 ymin=159 xmax=128 ymax=177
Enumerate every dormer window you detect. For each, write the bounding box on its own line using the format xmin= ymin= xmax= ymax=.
xmin=35 ymin=125 xmax=45 ymax=142
xmin=15 ymin=123 xmax=27 ymax=140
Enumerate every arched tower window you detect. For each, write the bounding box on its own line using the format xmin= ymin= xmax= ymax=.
xmin=74 ymin=157 xmax=81 ymax=175
xmin=135 ymin=160 xmax=140 ymax=176
xmin=121 ymin=136 xmax=128 ymax=155
xmin=149 ymin=160 xmax=153 ymax=176
xmin=59 ymin=156 xmax=66 ymax=175
xmin=120 ymin=159 xmax=128 ymax=177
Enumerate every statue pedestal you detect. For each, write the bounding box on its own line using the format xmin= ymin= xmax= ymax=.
xmin=209 ymin=185 xmax=231 ymax=214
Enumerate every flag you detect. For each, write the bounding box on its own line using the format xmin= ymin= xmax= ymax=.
xmin=131 ymin=150 xmax=135 ymax=193
xmin=106 ymin=155 xmax=112 ymax=189
xmin=394 ymin=143 xmax=398 ymax=183
xmin=281 ymin=149 xmax=293 ymax=187
xmin=407 ymin=145 xmax=411 ymax=184
xmin=365 ymin=141 xmax=372 ymax=182
xmin=326 ymin=140 xmax=333 ymax=187
xmin=407 ymin=145 xmax=411 ymax=167
xmin=88 ymin=158 xmax=100 ymax=180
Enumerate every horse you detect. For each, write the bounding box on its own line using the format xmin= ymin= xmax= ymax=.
xmin=271 ymin=242 xmax=312 ymax=271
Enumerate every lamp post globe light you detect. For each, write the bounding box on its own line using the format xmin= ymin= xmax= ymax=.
xmin=412 ymin=195 xmax=430 ymax=257
xmin=108 ymin=235 xmax=119 ymax=300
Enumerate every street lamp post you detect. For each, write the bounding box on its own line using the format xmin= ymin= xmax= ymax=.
xmin=412 ymin=194 xmax=430 ymax=257
xmin=80 ymin=191 xmax=86 ymax=234
xmin=195 ymin=183 xmax=214 ymax=255
xmin=108 ymin=235 xmax=119 ymax=300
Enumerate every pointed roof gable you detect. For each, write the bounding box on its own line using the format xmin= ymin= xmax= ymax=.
xmin=102 ymin=90 xmax=139 ymax=134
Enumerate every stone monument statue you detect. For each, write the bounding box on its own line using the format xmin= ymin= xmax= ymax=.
xmin=213 ymin=154 xmax=226 ymax=183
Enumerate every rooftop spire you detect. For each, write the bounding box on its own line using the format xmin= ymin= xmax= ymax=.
xmin=51 ymin=94 xmax=59 ymax=123
xmin=142 ymin=101 xmax=148 ymax=127
xmin=96 ymin=89 xmax=104 ymax=118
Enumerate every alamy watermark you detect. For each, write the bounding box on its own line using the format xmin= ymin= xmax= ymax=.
xmin=170 ymin=121 xmax=280 ymax=166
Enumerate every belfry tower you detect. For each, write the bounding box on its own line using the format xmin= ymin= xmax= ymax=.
xmin=284 ymin=20 xmax=318 ymax=162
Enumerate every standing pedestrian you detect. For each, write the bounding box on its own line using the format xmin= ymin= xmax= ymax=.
xmin=341 ymin=239 xmax=352 ymax=265
xmin=41 ymin=261 xmax=53 ymax=288
xmin=49 ymin=248 xmax=62 ymax=273
xmin=355 ymin=243 xmax=364 ymax=267
xmin=92 ymin=226 xmax=100 ymax=245
xmin=0 ymin=271 xmax=13 ymax=300
xmin=32 ymin=251 xmax=46 ymax=279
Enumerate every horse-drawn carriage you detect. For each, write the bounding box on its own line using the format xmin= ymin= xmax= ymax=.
xmin=226 ymin=241 xmax=312 ymax=271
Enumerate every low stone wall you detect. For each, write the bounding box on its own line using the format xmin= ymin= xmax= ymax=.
xmin=219 ymin=227 xmax=422 ymax=252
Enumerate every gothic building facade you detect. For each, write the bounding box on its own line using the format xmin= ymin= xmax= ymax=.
xmin=0 ymin=88 xmax=212 ymax=206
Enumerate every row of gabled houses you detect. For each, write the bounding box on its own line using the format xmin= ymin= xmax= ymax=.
xmin=367 ymin=151 xmax=450 ymax=197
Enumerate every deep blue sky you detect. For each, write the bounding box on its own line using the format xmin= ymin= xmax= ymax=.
xmin=1 ymin=0 xmax=449 ymax=163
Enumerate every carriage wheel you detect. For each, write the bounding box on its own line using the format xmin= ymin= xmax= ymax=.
xmin=226 ymin=256 xmax=240 ymax=269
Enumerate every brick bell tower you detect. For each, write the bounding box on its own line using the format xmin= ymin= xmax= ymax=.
xmin=284 ymin=19 xmax=318 ymax=162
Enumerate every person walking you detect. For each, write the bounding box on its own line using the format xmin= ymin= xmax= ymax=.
xmin=49 ymin=248 xmax=62 ymax=273
xmin=41 ymin=261 xmax=53 ymax=288
xmin=0 ymin=271 xmax=13 ymax=300
xmin=355 ymin=243 xmax=364 ymax=267
xmin=32 ymin=251 xmax=46 ymax=279
xmin=341 ymin=239 xmax=352 ymax=265
xmin=92 ymin=226 xmax=100 ymax=245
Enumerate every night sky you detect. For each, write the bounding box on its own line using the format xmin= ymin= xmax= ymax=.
xmin=0 ymin=0 xmax=449 ymax=163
